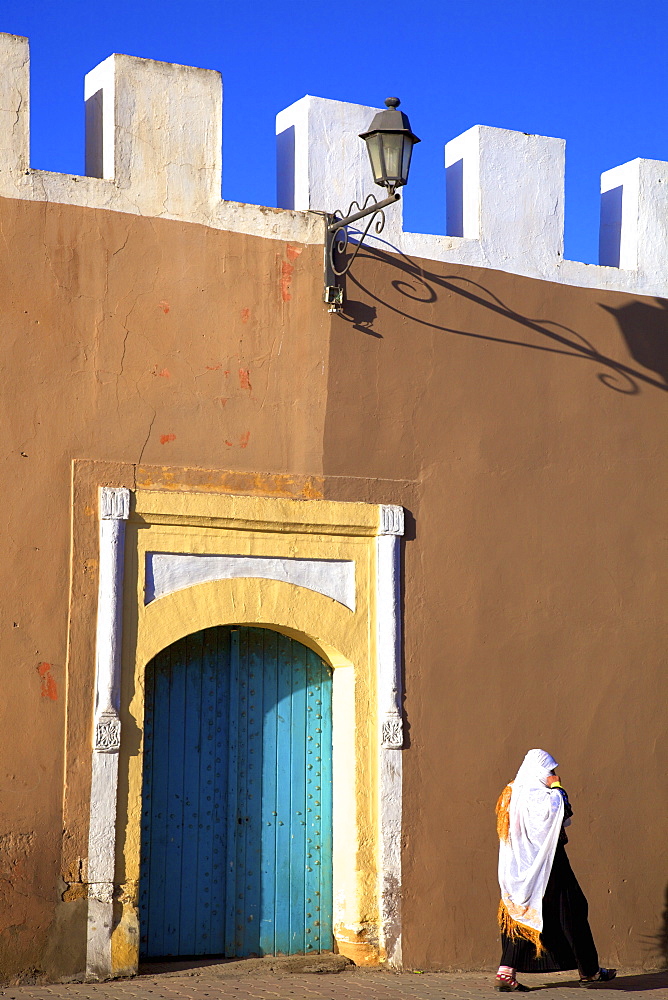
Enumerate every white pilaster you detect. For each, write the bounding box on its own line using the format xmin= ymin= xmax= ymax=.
xmin=376 ymin=504 xmax=404 ymax=967
xmin=86 ymin=487 xmax=130 ymax=981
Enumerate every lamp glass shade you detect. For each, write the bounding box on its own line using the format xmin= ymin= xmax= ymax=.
xmin=365 ymin=133 xmax=385 ymax=186
xmin=380 ymin=131 xmax=404 ymax=183
xmin=360 ymin=99 xmax=420 ymax=190
xmin=401 ymin=138 xmax=415 ymax=185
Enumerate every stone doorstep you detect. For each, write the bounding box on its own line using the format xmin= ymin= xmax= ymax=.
xmin=138 ymin=952 xmax=355 ymax=978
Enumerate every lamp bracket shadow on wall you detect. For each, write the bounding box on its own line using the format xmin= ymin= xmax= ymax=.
xmin=324 ymin=98 xmax=420 ymax=314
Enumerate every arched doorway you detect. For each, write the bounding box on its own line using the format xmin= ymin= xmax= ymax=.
xmin=139 ymin=625 xmax=333 ymax=959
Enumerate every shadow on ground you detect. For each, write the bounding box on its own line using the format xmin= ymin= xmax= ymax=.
xmin=536 ymin=971 xmax=668 ymax=992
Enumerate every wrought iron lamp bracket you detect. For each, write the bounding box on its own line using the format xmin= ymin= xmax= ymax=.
xmin=324 ymin=191 xmax=400 ymax=313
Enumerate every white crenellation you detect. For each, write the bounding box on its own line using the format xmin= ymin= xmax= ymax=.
xmin=278 ymin=92 xmax=668 ymax=297
xmin=3 ymin=31 xmax=668 ymax=296
xmin=0 ymin=33 xmax=322 ymax=245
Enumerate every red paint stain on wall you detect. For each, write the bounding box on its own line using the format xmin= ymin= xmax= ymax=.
xmin=225 ymin=439 xmax=233 ymax=447
xmin=160 ymin=433 xmax=176 ymax=444
xmin=239 ymin=369 xmax=252 ymax=391
xmin=280 ymin=245 xmax=303 ymax=302
xmin=239 ymin=431 xmax=250 ymax=448
xmin=37 ymin=662 xmax=57 ymax=700
xmin=241 ymin=308 xmax=250 ymax=323
xmin=159 ymin=301 xmax=170 ymax=314
xmin=206 ymin=363 xmax=223 ymax=371
xmin=218 ymin=397 xmax=229 ymax=407
xmin=281 ymin=260 xmax=293 ymax=302
xmin=152 ymin=367 xmax=170 ymax=378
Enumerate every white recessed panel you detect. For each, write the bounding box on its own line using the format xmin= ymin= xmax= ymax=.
xmin=145 ymin=552 xmax=356 ymax=611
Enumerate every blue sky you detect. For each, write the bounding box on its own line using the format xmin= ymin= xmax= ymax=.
xmin=2 ymin=0 xmax=667 ymax=265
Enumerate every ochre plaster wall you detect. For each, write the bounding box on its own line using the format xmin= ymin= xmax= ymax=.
xmin=323 ymin=250 xmax=668 ymax=971
xmin=1 ymin=188 xmax=666 ymax=978
xmin=0 ymin=195 xmax=330 ymax=980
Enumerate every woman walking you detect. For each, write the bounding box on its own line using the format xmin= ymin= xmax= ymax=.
xmin=495 ymin=749 xmax=616 ymax=991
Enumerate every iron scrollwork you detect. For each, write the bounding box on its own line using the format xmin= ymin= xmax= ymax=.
xmin=324 ymin=190 xmax=400 ymax=312
xmin=329 ymin=194 xmax=389 ymax=278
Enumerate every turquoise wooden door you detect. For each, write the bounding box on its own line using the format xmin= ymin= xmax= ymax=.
xmin=139 ymin=626 xmax=333 ymax=959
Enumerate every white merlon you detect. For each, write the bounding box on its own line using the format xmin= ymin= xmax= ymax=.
xmin=0 ymin=33 xmax=322 ymax=245
xmin=442 ymin=125 xmax=565 ymax=271
xmin=276 ymin=95 xmax=404 ymax=245
xmin=599 ymin=158 xmax=668 ymax=280
xmin=2 ymin=31 xmax=668 ymax=296
xmin=83 ymin=53 xmax=222 ymax=216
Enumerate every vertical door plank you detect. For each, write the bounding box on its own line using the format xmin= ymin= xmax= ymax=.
xmin=274 ymin=632 xmax=293 ymax=954
xmin=144 ymin=649 xmax=172 ymax=957
xmin=304 ymin=648 xmax=322 ymax=952
xmin=233 ymin=628 xmax=250 ymax=956
xmin=188 ymin=632 xmax=211 ymax=955
xmin=288 ymin=640 xmax=307 ymax=954
xmin=243 ymin=628 xmax=264 ymax=955
xmin=178 ymin=631 xmax=203 ymax=954
xmin=224 ymin=629 xmax=241 ymax=956
xmin=138 ymin=647 xmax=157 ymax=957
xmin=163 ymin=641 xmax=187 ymax=956
xmin=317 ymin=654 xmax=334 ymax=951
xmin=259 ymin=630 xmax=278 ymax=956
xmin=209 ymin=627 xmax=229 ymax=951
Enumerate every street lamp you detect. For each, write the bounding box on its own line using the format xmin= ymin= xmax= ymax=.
xmin=360 ymin=97 xmax=420 ymax=195
xmin=325 ymin=98 xmax=420 ymax=312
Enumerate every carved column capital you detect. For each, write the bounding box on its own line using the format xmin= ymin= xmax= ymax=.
xmin=379 ymin=504 xmax=404 ymax=536
xmin=100 ymin=487 xmax=130 ymax=520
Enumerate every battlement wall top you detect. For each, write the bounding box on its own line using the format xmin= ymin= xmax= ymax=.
xmin=2 ymin=32 xmax=668 ymax=298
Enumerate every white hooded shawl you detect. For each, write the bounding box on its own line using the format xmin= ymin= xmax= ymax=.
xmin=497 ymin=749 xmax=565 ymax=952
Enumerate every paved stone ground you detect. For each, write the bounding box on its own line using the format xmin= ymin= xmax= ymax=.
xmin=0 ymin=960 xmax=666 ymax=1000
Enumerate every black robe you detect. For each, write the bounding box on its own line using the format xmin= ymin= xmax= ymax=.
xmin=500 ymin=842 xmax=599 ymax=976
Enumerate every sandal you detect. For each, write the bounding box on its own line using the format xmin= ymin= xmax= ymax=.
xmin=496 ymin=973 xmax=530 ymax=992
xmin=579 ymin=968 xmax=617 ymax=987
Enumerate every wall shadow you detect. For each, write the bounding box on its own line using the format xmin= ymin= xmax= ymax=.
xmin=342 ymin=241 xmax=668 ymax=397
xmin=340 ymin=298 xmax=381 ymax=336
xmin=600 ymin=299 xmax=668 ymax=387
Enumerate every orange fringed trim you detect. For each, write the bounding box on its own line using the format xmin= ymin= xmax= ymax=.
xmin=495 ymin=783 xmax=512 ymax=842
xmin=497 ymin=900 xmax=544 ymax=957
